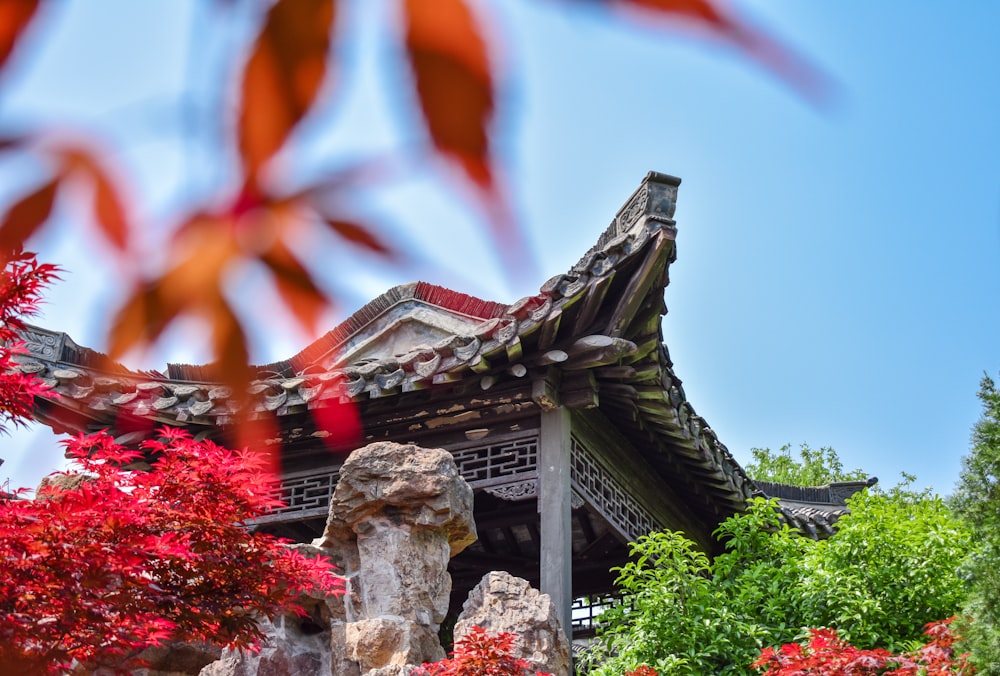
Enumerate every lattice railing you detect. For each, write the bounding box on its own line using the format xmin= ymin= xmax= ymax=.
xmin=452 ymin=436 xmax=538 ymax=488
xmin=570 ymin=436 xmax=661 ymax=542
xmin=254 ymin=434 xmax=540 ymax=523
xmin=259 ymin=466 xmax=340 ymax=521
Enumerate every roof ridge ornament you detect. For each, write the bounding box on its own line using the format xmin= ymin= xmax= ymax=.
xmin=614 ymin=171 xmax=681 ymax=238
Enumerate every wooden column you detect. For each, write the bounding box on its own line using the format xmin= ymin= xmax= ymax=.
xmin=538 ymin=406 xmax=573 ymax=642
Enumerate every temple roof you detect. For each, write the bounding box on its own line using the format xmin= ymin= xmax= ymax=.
xmin=12 ymin=171 xmax=868 ymax=538
xmin=754 ymin=478 xmax=878 ymax=537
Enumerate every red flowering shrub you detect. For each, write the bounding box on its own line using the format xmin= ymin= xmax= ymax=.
xmin=0 ymin=428 xmax=342 ymax=672
xmin=413 ymin=625 xmax=553 ymax=676
xmin=753 ymin=617 xmax=975 ymax=675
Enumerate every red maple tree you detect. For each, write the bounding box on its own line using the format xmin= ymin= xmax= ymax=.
xmin=0 ymin=252 xmax=342 ymax=672
xmin=0 ymin=248 xmax=59 ymax=436
xmin=0 ymin=428 xmax=343 ymax=672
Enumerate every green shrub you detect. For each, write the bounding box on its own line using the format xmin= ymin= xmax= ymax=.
xmin=799 ymin=488 xmax=972 ymax=651
xmin=583 ymin=489 xmax=971 ymax=674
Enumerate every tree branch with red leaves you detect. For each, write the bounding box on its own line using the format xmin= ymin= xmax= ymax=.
xmin=0 ymin=0 xmax=829 ymax=403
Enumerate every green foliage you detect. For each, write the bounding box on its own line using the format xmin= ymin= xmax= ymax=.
xmin=585 ymin=490 xmax=971 ymax=675
xmin=711 ymin=499 xmax=811 ymax=653
xmin=585 ymin=500 xmax=810 ymax=675
xmin=798 ymin=488 xmax=972 ymax=652
xmin=582 ymin=527 xmax=762 ymax=675
xmin=746 ymin=443 xmax=868 ymax=486
xmin=952 ymin=373 xmax=1000 ymax=668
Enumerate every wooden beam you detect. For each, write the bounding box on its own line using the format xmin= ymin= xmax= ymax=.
xmin=572 ymin=273 xmax=615 ymax=335
xmin=561 ymin=371 xmax=599 ymax=410
xmin=537 ymin=308 xmax=562 ymax=351
xmin=538 ymin=407 xmax=573 ymax=645
xmin=531 ymin=369 xmax=560 ymax=411
xmin=605 ymin=234 xmax=672 ymax=337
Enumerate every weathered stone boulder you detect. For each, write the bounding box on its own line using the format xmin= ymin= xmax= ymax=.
xmin=36 ymin=472 xmax=91 ymax=496
xmin=454 ymin=571 xmax=571 ymax=676
xmin=315 ymin=441 xmax=476 ymax=674
xmin=320 ymin=441 xmax=477 ymax=557
xmin=196 ymin=614 xmax=330 ymax=676
xmin=127 ymin=643 xmax=221 ymax=675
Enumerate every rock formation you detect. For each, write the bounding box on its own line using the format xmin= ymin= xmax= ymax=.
xmin=319 ymin=441 xmax=476 ymax=672
xmin=454 ymin=571 xmax=571 ymax=676
xmin=194 ymin=441 xmax=477 ymax=676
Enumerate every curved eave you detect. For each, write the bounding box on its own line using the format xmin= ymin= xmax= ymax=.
xmin=756 ymin=478 xmax=878 ymax=539
xmin=13 ymin=171 xmax=759 ymax=522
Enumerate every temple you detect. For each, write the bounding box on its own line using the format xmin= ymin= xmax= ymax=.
xmin=12 ymin=172 xmax=871 ymax=640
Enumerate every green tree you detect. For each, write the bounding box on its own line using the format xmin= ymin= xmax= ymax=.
xmin=746 ymin=443 xmax=868 ymax=486
xmin=585 ymin=489 xmax=971 ymax=674
xmin=952 ymin=373 xmax=1000 ymax=668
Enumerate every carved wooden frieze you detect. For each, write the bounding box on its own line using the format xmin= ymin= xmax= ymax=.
xmin=485 ymin=479 xmax=536 ymax=501
xmin=569 ymin=435 xmax=662 ymax=543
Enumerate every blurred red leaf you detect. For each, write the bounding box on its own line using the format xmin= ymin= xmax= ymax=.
xmin=57 ymin=146 xmax=132 ymax=251
xmin=163 ymin=214 xmax=240 ymax=297
xmin=229 ymin=413 xmax=281 ymax=474
xmin=84 ymin=157 xmax=130 ymax=252
xmin=258 ymin=238 xmax=328 ymax=336
xmin=107 ymin=281 xmax=181 ymax=359
xmin=238 ymin=0 xmax=335 ymax=186
xmin=621 ymin=0 xmax=731 ymax=28
xmin=0 ymin=134 xmax=26 ymax=153
xmin=612 ymin=0 xmax=833 ymax=105
xmin=0 ymin=0 xmax=39 ymax=73
xmin=0 ymin=177 xmax=58 ymax=252
xmin=311 ymin=394 xmax=362 ymax=452
xmin=321 ymin=217 xmax=394 ymax=257
xmin=109 ymin=215 xmax=237 ymax=359
xmin=208 ymin=298 xmax=252 ymax=404
xmin=402 ymin=0 xmax=495 ymax=191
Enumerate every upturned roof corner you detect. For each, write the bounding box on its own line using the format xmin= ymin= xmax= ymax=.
xmin=10 ymin=171 xmax=856 ymax=551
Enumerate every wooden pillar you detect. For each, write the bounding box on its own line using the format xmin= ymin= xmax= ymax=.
xmin=539 ymin=406 xmax=573 ymax=642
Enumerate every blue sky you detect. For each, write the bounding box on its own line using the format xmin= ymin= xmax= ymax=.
xmin=2 ymin=1 xmax=998 ymax=497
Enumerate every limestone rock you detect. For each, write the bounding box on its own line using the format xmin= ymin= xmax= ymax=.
xmin=35 ymin=472 xmax=91 ymax=496
xmin=353 ymin=526 xmax=452 ymax=623
xmin=128 ymin=642 xmax=221 ymax=675
xmin=322 ymin=442 xmax=475 ymax=672
xmin=346 ymin=617 xmax=444 ymax=671
xmin=455 ymin=571 xmax=571 ymax=676
xmin=364 ymin=667 xmax=418 ymax=676
xmin=319 ymin=441 xmax=477 ymax=556
xmin=198 ymin=442 xmax=476 ymax=675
